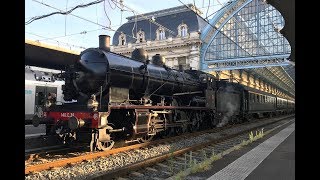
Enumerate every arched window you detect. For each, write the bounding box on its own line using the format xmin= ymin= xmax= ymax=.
xmin=159 ymin=30 xmax=165 ymax=40
xmin=178 ymin=23 xmax=188 ymax=37
xmin=156 ymin=27 xmax=166 ymax=40
xmin=118 ymin=32 xmax=126 ymax=46
xmin=136 ymin=29 xmax=145 ymax=43
xmin=181 ymin=26 xmax=187 ymax=37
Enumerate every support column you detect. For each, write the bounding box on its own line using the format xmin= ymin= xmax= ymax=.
xmin=229 ymin=70 xmax=234 ymax=82
xmin=253 ymin=76 xmax=257 ymax=89
xmin=247 ymin=72 xmax=251 ymax=87
xmin=216 ymin=71 xmax=221 ymax=80
xmin=259 ymin=78 xmax=262 ymax=91
xmin=265 ymin=83 xmax=269 ymax=93
xmin=239 ymin=69 xmax=244 ymax=84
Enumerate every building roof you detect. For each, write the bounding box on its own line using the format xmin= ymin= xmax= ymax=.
xmin=112 ymin=4 xmax=206 ymax=45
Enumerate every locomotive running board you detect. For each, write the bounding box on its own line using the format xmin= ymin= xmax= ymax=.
xmin=109 ymin=105 xmax=209 ymax=110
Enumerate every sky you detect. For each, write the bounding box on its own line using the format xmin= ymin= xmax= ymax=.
xmin=25 ymin=0 xmax=229 ymax=51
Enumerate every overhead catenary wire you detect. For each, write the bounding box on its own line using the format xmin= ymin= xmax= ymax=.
xmin=103 ymin=0 xmax=112 ymax=28
xmin=29 ymin=23 xmax=123 ymax=42
xmin=110 ymin=0 xmax=176 ymax=36
xmin=65 ymin=0 xmax=69 ymax=36
xmin=205 ymin=0 xmax=211 ymax=20
xmin=108 ymin=0 xmax=117 ymax=9
xmin=26 ymin=0 xmax=105 ymax=25
xmin=26 ymin=32 xmax=87 ymax=49
xmin=37 ymin=28 xmax=104 ymax=41
xmin=28 ymin=0 xmax=137 ymax=40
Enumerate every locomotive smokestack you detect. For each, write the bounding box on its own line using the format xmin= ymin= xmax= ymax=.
xmin=99 ymin=35 xmax=110 ymax=51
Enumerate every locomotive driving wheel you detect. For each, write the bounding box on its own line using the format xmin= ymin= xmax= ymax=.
xmin=97 ymin=140 xmax=115 ymax=151
xmin=189 ymin=112 xmax=200 ymax=132
xmin=175 ymin=123 xmax=188 ymax=135
xmin=139 ymin=134 xmax=154 ymax=143
xmin=90 ymin=126 xmax=115 ymax=151
xmin=139 ymin=121 xmax=156 ymax=143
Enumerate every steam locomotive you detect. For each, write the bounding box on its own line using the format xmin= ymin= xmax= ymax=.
xmin=32 ymin=35 xmax=295 ymax=151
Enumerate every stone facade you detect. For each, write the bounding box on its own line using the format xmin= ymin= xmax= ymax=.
xmin=111 ymin=31 xmax=201 ymax=70
xmin=111 ymin=4 xmax=205 ymax=70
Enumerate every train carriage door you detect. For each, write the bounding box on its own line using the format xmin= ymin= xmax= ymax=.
xmin=35 ymin=86 xmax=46 ymax=115
xmin=35 ymin=86 xmax=57 ymax=115
xmin=243 ymin=91 xmax=248 ymax=112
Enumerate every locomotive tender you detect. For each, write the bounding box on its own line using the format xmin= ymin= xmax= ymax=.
xmin=33 ymin=35 xmax=294 ymax=151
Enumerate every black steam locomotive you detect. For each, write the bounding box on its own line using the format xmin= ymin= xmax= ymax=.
xmin=33 ymin=35 xmax=295 ymax=151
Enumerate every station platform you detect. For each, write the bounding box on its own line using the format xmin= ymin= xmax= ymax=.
xmin=25 ymin=124 xmax=46 ymax=138
xmin=245 ymin=130 xmax=295 ymax=180
xmin=186 ymin=120 xmax=295 ymax=180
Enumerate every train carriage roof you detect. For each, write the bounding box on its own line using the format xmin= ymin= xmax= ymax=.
xmin=244 ymin=86 xmax=277 ymax=97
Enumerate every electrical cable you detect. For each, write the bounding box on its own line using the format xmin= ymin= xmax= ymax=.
xmin=26 ymin=0 xmax=105 ymax=25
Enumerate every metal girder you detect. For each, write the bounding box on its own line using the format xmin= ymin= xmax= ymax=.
xmin=203 ymin=55 xmax=291 ymax=71
xmin=199 ymin=0 xmax=295 ymax=97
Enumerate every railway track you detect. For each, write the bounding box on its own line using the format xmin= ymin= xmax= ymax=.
xmin=25 ymin=114 xmax=293 ymax=179
xmin=98 ymin=116 xmax=294 ymax=180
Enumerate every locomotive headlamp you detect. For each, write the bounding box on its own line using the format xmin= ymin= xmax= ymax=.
xmin=87 ymin=95 xmax=99 ymax=111
xmin=68 ymin=116 xmax=85 ymax=130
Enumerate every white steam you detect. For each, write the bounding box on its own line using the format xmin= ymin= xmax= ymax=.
xmin=216 ymin=85 xmax=237 ymax=127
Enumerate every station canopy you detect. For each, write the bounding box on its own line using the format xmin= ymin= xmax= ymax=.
xmin=25 ymin=40 xmax=80 ymax=70
xmin=200 ymin=0 xmax=295 ymax=97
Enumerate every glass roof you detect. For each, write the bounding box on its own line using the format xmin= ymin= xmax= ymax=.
xmin=200 ymin=0 xmax=294 ymax=95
